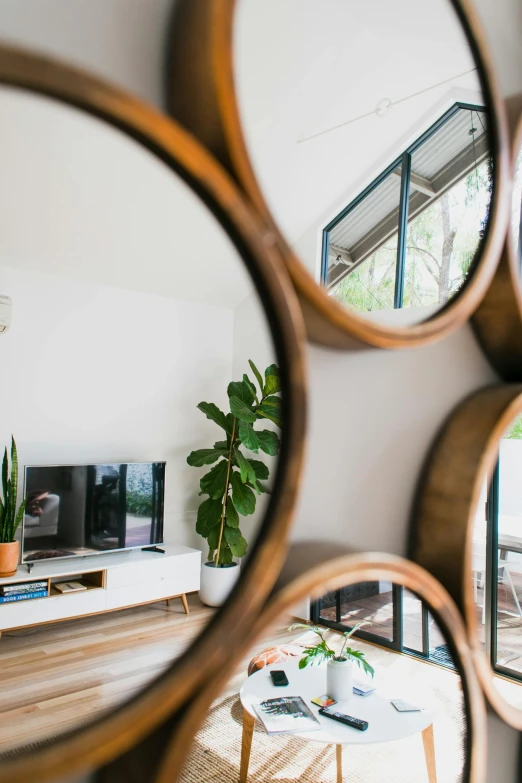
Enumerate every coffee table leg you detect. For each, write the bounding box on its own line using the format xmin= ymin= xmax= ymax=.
xmin=240 ymin=708 xmax=255 ymax=783
xmin=336 ymin=744 xmax=343 ymax=783
xmin=422 ymin=724 xmax=437 ymax=783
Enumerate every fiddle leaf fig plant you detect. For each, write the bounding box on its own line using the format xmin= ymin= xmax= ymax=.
xmin=187 ymin=361 xmax=281 ymax=566
xmin=0 ymin=437 xmax=26 ymax=544
xmin=289 ymin=623 xmax=375 ymax=678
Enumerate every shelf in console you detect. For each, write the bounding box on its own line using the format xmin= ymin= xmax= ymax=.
xmin=0 ymin=545 xmax=202 ymax=634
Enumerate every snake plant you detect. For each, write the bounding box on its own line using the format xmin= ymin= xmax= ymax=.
xmin=0 ymin=437 xmax=25 ymax=544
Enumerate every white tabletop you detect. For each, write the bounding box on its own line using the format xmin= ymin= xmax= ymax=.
xmin=240 ymin=662 xmax=433 ymax=746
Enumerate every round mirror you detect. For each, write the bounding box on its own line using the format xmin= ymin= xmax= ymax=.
xmin=411 ymin=385 xmax=522 ymax=728
xmin=511 ymin=134 xmax=522 ymax=265
xmin=234 ymin=0 xmax=494 ymax=328
xmin=471 ymin=412 xmax=522 ymax=711
xmin=155 ymin=555 xmax=485 ymax=783
xmin=0 ymin=49 xmax=305 ymax=775
xmin=470 ymin=109 xmax=522 ymax=382
xmin=167 ymin=0 xmax=509 ymax=348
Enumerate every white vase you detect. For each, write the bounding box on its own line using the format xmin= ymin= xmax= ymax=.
xmin=327 ymin=658 xmax=354 ymax=701
xmin=199 ymin=561 xmax=240 ymax=607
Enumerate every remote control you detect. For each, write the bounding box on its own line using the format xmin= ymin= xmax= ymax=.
xmin=318 ymin=707 xmax=369 ymax=731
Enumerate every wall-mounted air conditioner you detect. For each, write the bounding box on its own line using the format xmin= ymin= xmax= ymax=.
xmin=0 ymin=296 xmax=12 ymax=333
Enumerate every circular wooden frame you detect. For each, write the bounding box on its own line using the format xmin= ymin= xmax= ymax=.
xmin=472 ymin=95 xmax=522 ymax=380
xmin=410 ymin=384 xmax=522 ymax=728
xmin=154 ymin=550 xmax=487 ymax=783
xmin=166 ymin=0 xmax=510 ymax=350
xmin=0 ymin=44 xmax=307 ymax=782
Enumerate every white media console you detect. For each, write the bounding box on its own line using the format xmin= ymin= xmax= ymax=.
xmin=0 ymin=544 xmax=201 ymax=636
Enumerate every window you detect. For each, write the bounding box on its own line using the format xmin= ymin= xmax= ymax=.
xmin=323 ymin=103 xmax=491 ymax=315
xmin=312 ymin=582 xmax=454 ymax=669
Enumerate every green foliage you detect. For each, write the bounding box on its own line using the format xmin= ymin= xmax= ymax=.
xmin=289 ymin=622 xmax=375 ymax=678
xmin=331 ymin=156 xmax=491 ymax=313
xmin=187 ymin=447 xmax=228 ymax=467
xmin=126 ymin=491 xmax=153 ymax=517
xmin=506 ymin=414 xmax=522 ymax=440
xmin=0 ymin=437 xmax=26 ymax=544
xmin=187 ymin=361 xmax=281 ymax=566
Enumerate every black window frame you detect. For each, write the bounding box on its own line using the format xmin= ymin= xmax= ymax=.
xmin=321 ymin=101 xmax=489 ymax=309
xmin=311 ymin=585 xmax=445 ymax=666
xmin=486 ymin=460 xmax=522 ymax=685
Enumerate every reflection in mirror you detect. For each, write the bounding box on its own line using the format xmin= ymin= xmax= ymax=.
xmin=0 ymin=86 xmax=276 ymax=751
xmin=179 ymin=580 xmax=465 ymax=783
xmin=512 ymin=144 xmax=522 ymax=265
xmin=472 ymin=416 xmax=522 ymax=709
xmin=235 ymin=0 xmax=492 ymax=326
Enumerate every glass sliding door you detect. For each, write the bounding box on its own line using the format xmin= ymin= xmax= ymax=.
xmin=312 ymin=581 xmax=401 ymax=650
xmin=492 ymin=431 xmax=522 ymax=680
xmin=312 ymin=583 xmax=452 ymax=667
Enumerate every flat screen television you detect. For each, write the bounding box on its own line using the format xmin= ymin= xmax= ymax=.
xmin=21 ymin=462 xmax=165 ymax=563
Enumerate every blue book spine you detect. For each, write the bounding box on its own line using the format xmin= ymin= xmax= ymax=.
xmin=0 ymin=590 xmax=48 ymax=604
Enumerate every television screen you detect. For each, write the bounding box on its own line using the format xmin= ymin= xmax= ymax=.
xmin=22 ymin=462 xmax=165 ymax=563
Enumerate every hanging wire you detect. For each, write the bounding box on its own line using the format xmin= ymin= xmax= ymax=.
xmin=298 ymin=67 xmax=479 ymax=144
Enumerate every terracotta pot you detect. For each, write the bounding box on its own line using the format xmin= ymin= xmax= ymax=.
xmin=0 ymin=541 xmax=19 ymax=577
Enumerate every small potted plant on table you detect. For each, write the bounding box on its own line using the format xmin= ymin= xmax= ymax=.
xmin=290 ymin=622 xmax=375 ymax=701
xmin=0 ymin=437 xmax=26 ymax=577
xmin=187 ymin=361 xmax=281 ymax=607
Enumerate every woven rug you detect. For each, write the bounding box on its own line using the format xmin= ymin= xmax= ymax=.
xmin=179 ymin=691 xmax=465 ymax=783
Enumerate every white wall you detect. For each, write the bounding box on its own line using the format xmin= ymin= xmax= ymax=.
xmin=0 ymin=264 xmax=234 ymax=551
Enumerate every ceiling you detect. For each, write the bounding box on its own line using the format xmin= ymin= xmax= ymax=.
xmin=0 ymin=87 xmax=253 ymax=310
xmin=235 ymin=0 xmax=483 ymax=272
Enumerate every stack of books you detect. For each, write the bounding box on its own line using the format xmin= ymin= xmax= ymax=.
xmin=0 ymin=581 xmax=48 ymax=603
xmin=353 ymin=679 xmax=376 ymax=697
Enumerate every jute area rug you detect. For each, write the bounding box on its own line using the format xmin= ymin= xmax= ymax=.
xmin=179 ymin=690 xmax=465 ymax=783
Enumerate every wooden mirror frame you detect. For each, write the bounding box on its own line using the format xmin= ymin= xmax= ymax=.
xmin=410 ymin=385 xmax=522 ymax=728
xmin=472 ymin=96 xmax=522 ymax=380
xmin=0 ymin=44 xmax=307 ymax=782
xmin=153 ymin=550 xmax=487 ymax=783
xmin=165 ymin=0 xmax=510 ymax=351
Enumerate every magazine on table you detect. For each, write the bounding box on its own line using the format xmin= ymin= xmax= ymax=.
xmin=253 ymin=696 xmax=321 ymax=735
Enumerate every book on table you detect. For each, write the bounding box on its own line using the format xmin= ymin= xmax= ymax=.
xmin=253 ymin=696 xmax=321 ymax=735
xmin=53 ymin=582 xmax=87 ymax=593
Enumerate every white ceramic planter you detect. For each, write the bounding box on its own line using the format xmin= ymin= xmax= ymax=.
xmin=327 ymin=658 xmax=354 ymax=701
xmin=199 ymin=561 xmax=240 ymax=607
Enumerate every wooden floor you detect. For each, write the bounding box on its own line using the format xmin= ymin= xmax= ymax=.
xmin=0 ymin=593 xmax=210 ymax=752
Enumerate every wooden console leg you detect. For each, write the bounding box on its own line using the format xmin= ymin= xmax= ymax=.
xmin=180 ymin=593 xmax=189 ymax=615
xmin=239 ymin=708 xmax=255 ymax=783
xmin=336 ymin=744 xmax=343 ymax=783
xmin=165 ymin=598 xmax=171 ymax=607
xmin=422 ymin=724 xmax=437 ymax=783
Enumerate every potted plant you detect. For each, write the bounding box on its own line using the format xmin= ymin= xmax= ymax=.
xmin=187 ymin=360 xmax=281 ymax=607
xmin=0 ymin=437 xmax=26 ymax=577
xmin=289 ymin=623 xmax=375 ymax=701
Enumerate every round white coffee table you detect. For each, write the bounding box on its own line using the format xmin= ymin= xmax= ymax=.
xmin=239 ymin=662 xmax=436 ymax=783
